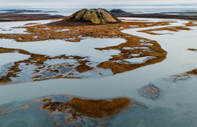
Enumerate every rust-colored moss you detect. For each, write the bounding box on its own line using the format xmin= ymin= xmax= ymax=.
xmin=185 ymin=21 xmax=197 ymax=27
xmin=43 ymin=97 xmax=132 ymax=119
xmin=172 ymin=68 xmax=197 ymax=82
xmin=42 ymin=98 xmax=52 ymax=102
xmin=0 ymin=19 xmax=169 ymax=84
xmin=139 ymin=26 xmax=190 ymax=35
xmin=188 ymin=48 xmax=197 ymax=51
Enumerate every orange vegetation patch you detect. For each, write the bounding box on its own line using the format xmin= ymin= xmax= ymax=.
xmin=0 ymin=20 xmax=169 ymax=84
xmin=185 ymin=21 xmax=197 ymax=27
xmin=43 ymin=97 xmax=132 ymax=121
xmin=188 ymin=48 xmax=197 ymax=51
xmin=171 ymin=69 xmax=197 ymax=82
xmin=139 ymin=26 xmax=190 ymax=35
xmin=187 ymin=69 xmax=197 ymax=75
xmin=0 ymin=21 xmax=169 ymax=42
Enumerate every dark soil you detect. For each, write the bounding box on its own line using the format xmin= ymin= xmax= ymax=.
xmin=110 ymin=9 xmax=197 ymax=20
xmin=0 ymin=13 xmax=64 ymax=22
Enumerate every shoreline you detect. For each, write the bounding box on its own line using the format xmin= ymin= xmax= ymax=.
xmin=0 ymin=13 xmax=64 ymax=22
xmin=111 ymin=9 xmax=197 ymax=20
xmin=1 ymin=9 xmax=197 ymax=22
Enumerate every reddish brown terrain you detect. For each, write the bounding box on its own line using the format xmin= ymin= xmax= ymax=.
xmin=1 ymin=8 xmax=195 ymax=84
xmin=0 ymin=17 xmax=168 ymax=84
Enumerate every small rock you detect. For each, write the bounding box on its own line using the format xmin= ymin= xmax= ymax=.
xmin=139 ymin=84 xmax=160 ymax=100
xmin=18 ymin=37 xmax=23 ymax=41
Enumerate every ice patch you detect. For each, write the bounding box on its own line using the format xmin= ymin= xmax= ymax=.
xmin=150 ymin=30 xmax=175 ymax=35
xmin=130 ymin=54 xmax=140 ymax=57
xmin=45 ymin=59 xmax=77 ymax=65
xmin=122 ymin=47 xmax=150 ymax=51
xmin=72 ymin=68 xmax=113 ymax=78
xmin=55 ymin=29 xmax=70 ymax=32
xmin=124 ymin=56 xmax=156 ymax=64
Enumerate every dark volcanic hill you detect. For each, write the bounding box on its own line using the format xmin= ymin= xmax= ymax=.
xmin=49 ymin=8 xmax=121 ymax=26
xmin=67 ymin=8 xmax=121 ymax=24
xmin=110 ymin=9 xmax=133 ymax=17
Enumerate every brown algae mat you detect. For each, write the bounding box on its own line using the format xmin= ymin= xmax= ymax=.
xmin=43 ymin=96 xmax=133 ymax=122
xmin=0 ymin=95 xmax=142 ymax=126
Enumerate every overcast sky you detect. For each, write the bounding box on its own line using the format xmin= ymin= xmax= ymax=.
xmin=1 ymin=0 xmax=197 ymax=7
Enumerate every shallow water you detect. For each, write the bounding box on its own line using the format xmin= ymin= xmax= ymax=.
xmin=0 ymin=38 xmax=125 ymax=59
xmin=0 ymin=53 xmax=30 ymax=67
xmin=1 ymin=17 xmax=197 ymax=126
xmin=0 ymin=19 xmax=61 ymax=34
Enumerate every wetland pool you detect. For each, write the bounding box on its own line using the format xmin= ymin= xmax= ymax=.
xmin=0 ymin=18 xmax=197 ymax=127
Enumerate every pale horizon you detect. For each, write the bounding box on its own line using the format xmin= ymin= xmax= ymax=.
xmin=1 ymin=0 xmax=197 ymax=8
